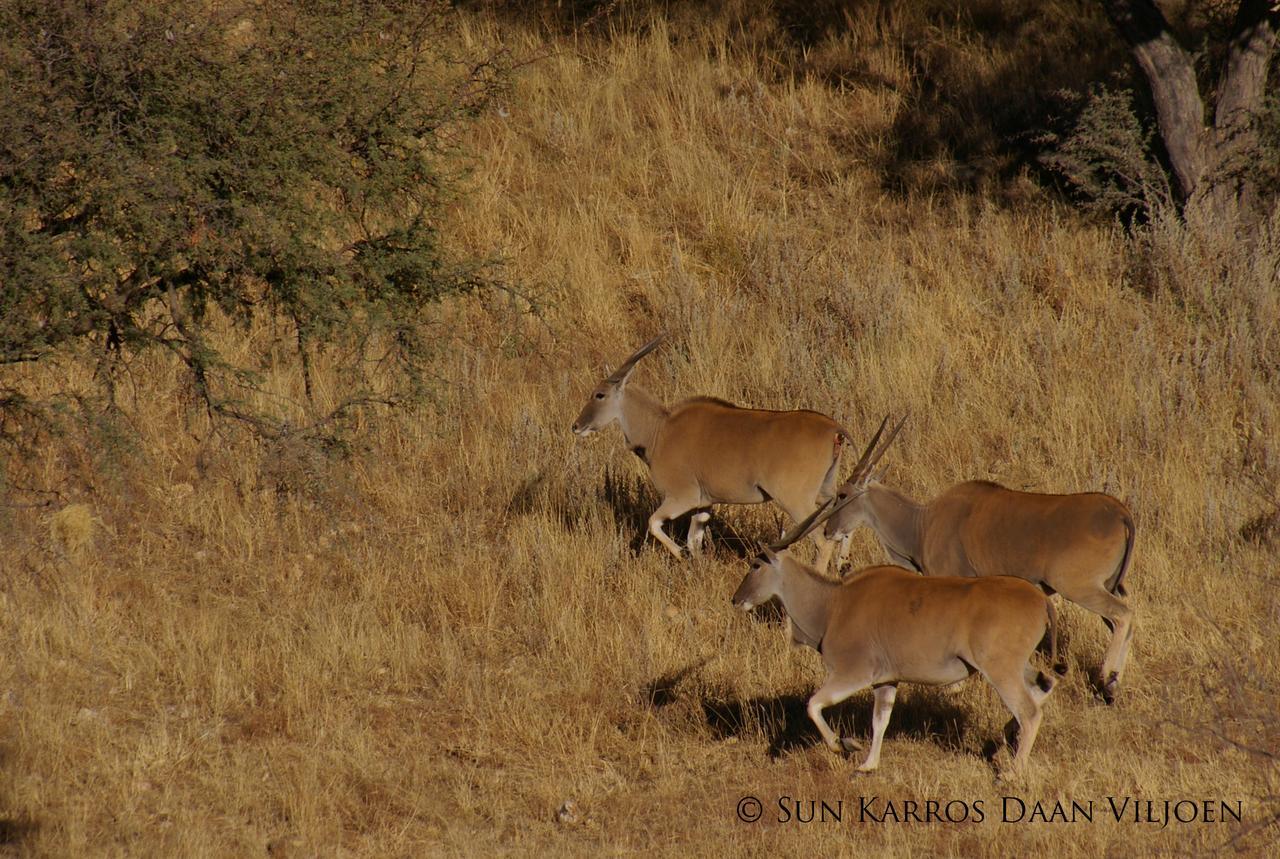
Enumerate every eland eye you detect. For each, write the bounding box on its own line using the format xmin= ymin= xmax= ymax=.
xmin=595 ymin=392 xmax=605 ymax=400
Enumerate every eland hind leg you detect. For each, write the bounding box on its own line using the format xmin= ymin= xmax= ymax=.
xmin=686 ymin=509 xmax=712 ymax=557
xmin=1061 ymin=585 xmax=1134 ymax=702
xmin=983 ymin=661 xmax=1048 ymax=776
xmin=811 ymin=448 xmax=846 ymax=572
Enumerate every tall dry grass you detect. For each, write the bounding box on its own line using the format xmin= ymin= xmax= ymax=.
xmin=2 ymin=6 xmax=1278 ymax=856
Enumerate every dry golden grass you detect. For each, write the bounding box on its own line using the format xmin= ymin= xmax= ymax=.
xmin=2 ymin=6 xmax=1278 ymax=856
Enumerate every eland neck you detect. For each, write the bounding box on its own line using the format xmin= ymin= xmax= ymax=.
xmin=864 ymin=485 xmax=926 ymax=571
xmin=776 ymin=555 xmax=837 ymax=650
xmin=619 ymin=386 xmax=668 ymax=459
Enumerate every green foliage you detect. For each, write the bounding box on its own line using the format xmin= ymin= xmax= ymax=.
xmin=1039 ymin=86 xmax=1173 ymax=221
xmin=0 ymin=0 xmax=503 ymax=437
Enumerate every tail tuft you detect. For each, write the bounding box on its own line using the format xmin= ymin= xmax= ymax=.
xmin=1110 ymin=512 xmax=1136 ymax=596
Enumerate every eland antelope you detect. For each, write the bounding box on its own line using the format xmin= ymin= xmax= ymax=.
xmin=823 ymin=417 xmax=1136 ymax=702
xmin=571 ymin=334 xmax=861 ymax=567
xmin=732 ymin=499 xmax=1060 ymax=776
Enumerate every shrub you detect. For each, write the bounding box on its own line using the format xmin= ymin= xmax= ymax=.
xmin=1039 ymin=86 xmax=1173 ymax=222
xmin=0 ymin=0 xmax=504 ymax=443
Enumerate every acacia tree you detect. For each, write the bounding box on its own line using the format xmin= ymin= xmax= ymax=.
xmin=0 ymin=0 xmax=502 ymax=448
xmin=1101 ymin=0 xmax=1279 ymax=219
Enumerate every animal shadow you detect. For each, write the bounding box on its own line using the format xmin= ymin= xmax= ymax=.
xmin=642 ymin=658 xmax=713 ymax=709
xmin=505 ymin=469 xmax=598 ymax=535
xmin=0 ymin=818 xmax=38 ymax=849
xmin=701 ymin=518 xmax=767 ymax=560
xmin=600 ymin=468 xmax=660 ymax=555
xmin=702 ymin=688 xmax=971 ymax=760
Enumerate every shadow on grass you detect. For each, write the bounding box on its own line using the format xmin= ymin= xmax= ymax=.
xmin=478 ymin=0 xmax=1134 ymax=201
xmin=701 ymin=686 xmax=972 ymax=761
xmin=600 ymin=467 xmax=660 ymax=556
xmin=783 ymin=1 xmax=1133 ymax=199
xmin=643 ymin=657 xmax=713 ymax=709
xmin=0 ymin=818 xmax=38 ymax=848
xmin=701 ymin=518 xmax=767 ymax=561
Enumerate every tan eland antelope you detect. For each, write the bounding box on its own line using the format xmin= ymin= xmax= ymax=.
xmin=732 ymin=499 xmax=1060 ymax=776
xmin=822 ymin=418 xmax=1136 ymax=702
xmin=571 ymin=334 xmax=859 ymax=566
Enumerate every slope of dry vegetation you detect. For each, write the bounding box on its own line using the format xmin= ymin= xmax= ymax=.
xmin=2 ymin=4 xmax=1278 ymax=856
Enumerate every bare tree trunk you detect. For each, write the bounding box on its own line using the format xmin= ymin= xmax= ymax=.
xmin=1208 ymin=0 xmax=1280 ymax=217
xmin=1102 ymin=0 xmax=1278 ymax=220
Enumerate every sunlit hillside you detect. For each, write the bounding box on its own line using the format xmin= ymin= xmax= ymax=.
xmin=2 ymin=3 xmax=1277 ymax=856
